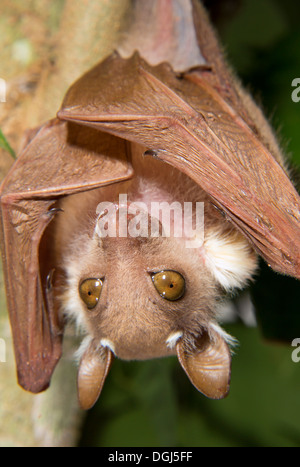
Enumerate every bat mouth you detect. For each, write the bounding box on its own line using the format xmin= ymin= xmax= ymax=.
xmin=97 ymin=330 xmax=181 ymax=361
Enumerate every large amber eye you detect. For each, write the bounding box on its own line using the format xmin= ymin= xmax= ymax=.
xmin=151 ymin=270 xmax=185 ymax=301
xmin=79 ymin=278 xmax=103 ymax=309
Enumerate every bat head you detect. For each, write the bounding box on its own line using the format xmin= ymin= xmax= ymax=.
xmin=52 ymin=188 xmax=257 ymax=409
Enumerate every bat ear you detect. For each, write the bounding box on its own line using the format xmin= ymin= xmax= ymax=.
xmin=176 ymin=326 xmax=231 ymax=399
xmin=77 ymin=339 xmax=114 ymax=410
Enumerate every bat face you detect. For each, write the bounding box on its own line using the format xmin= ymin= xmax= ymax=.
xmin=49 ymin=143 xmax=257 ymax=408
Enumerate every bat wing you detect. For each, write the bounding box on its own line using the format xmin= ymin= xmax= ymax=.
xmin=0 ymin=119 xmax=133 ymax=392
xmin=58 ymin=52 xmax=300 ymax=279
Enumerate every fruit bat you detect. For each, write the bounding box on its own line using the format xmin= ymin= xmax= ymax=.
xmin=1 ymin=0 xmax=300 ymax=410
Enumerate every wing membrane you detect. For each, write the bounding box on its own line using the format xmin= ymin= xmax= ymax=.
xmin=58 ymin=53 xmax=300 ymax=279
xmin=0 ymin=119 xmax=133 ymax=392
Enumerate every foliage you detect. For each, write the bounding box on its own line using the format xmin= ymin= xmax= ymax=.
xmin=0 ymin=129 xmax=15 ymax=159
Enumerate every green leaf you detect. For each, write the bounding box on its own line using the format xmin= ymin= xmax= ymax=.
xmin=0 ymin=128 xmax=16 ymax=159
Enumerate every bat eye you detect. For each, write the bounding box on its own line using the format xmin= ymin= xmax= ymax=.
xmin=151 ymin=270 xmax=185 ymax=301
xmin=79 ymin=278 xmax=103 ymax=309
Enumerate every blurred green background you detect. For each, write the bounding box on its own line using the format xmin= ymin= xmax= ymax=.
xmin=78 ymin=0 xmax=300 ymax=447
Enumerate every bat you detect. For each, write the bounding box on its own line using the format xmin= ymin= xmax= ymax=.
xmin=1 ymin=0 xmax=299 ymax=410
